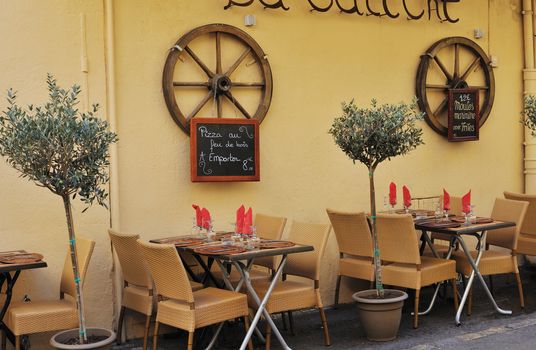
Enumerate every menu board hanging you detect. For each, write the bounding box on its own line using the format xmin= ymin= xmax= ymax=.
xmin=448 ymin=89 xmax=479 ymax=142
xmin=190 ymin=118 xmax=260 ymax=182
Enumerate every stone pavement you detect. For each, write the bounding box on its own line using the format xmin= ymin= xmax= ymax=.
xmin=113 ymin=265 xmax=536 ymax=350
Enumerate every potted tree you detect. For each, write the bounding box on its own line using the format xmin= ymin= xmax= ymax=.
xmin=0 ymin=75 xmax=118 ymax=348
xmin=329 ymin=98 xmax=424 ymax=341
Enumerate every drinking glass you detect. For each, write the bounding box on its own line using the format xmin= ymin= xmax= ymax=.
xmin=191 ymin=218 xmax=201 ymax=237
xmin=469 ymin=205 xmax=476 ymax=224
xmin=434 ymin=199 xmax=443 ymax=222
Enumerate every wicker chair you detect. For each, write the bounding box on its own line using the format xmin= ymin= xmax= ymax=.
xmin=504 ymin=192 xmax=536 ymax=256
xmin=452 ymin=198 xmax=528 ymax=315
xmin=137 ymin=240 xmax=253 ymax=350
xmin=1 ymin=238 xmax=95 ymax=350
xmin=249 ymin=221 xmax=332 ymax=349
xmin=109 ymin=230 xmax=202 ymax=349
xmin=377 ymin=214 xmax=459 ymax=328
xmin=326 ymin=209 xmax=374 ymax=307
xmin=212 ymin=213 xmax=287 ymax=285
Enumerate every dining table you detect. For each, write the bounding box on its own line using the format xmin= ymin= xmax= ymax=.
xmin=0 ymin=250 xmax=47 ymax=342
xmin=151 ymin=234 xmax=313 ymax=350
xmin=415 ymin=217 xmax=515 ymax=325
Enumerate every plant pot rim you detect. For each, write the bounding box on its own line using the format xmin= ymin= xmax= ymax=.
xmin=50 ymin=328 xmax=116 ymax=350
xmin=352 ymin=289 xmax=408 ymax=304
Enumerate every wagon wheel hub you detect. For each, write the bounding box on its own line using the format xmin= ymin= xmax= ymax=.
xmin=211 ymin=74 xmax=232 ymax=95
xmin=451 ymin=78 xmax=468 ymax=89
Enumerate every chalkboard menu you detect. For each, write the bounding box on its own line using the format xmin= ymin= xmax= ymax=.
xmin=190 ymin=118 xmax=260 ymax=182
xmin=448 ymin=89 xmax=480 ymax=142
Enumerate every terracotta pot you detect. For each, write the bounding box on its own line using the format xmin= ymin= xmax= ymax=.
xmin=50 ymin=328 xmax=116 ymax=350
xmin=352 ymin=289 xmax=408 ymax=342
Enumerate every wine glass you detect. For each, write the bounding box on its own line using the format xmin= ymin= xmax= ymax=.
xmin=191 ymin=218 xmax=201 ymax=238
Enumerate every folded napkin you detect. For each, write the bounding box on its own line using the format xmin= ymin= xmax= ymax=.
xmin=192 ymin=204 xmax=202 ymax=227
xmin=389 ymin=182 xmax=397 ymax=206
xmin=462 ymin=190 xmax=471 ymax=214
xmin=403 ymin=185 xmax=411 ymax=208
xmin=201 ymin=208 xmax=211 ymax=229
xmin=243 ymin=208 xmax=253 ymax=235
xmin=443 ymin=189 xmax=450 ymax=211
xmin=236 ymin=205 xmax=245 ymax=234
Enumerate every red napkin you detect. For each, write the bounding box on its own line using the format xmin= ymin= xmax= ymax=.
xmin=443 ymin=189 xmax=451 ymax=211
xmin=462 ymin=190 xmax=471 ymax=214
xmin=389 ymin=182 xmax=397 ymax=206
xmin=236 ymin=205 xmax=245 ymax=234
xmin=243 ymin=208 xmax=253 ymax=235
xmin=403 ymin=185 xmax=411 ymax=208
xmin=201 ymin=208 xmax=211 ymax=229
xmin=192 ymin=204 xmax=202 ymax=227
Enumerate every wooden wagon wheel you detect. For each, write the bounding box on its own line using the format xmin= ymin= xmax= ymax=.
xmin=163 ymin=23 xmax=273 ymax=135
xmin=416 ymin=37 xmax=495 ymax=136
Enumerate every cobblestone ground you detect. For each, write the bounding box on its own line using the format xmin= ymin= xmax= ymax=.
xmin=113 ymin=265 xmax=536 ymax=350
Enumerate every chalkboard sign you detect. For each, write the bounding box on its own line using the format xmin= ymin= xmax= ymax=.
xmin=190 ymin=118 xmax=260 ymax=182
xmin=448 ymin=89 xmax=480 ymax=142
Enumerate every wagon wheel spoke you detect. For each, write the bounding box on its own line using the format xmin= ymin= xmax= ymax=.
xmin=224 ymin=91 xmax=252 ymax=119
xmin=454 ymin=44 xmax=459 ymax=78
xmin=216 ymin=32 xmax=222 ymax=74
xmin=460 ymin=57 xmax=481 ymax=81
xmin=216 ymin=95 xmax=222 ymax=118
xmin=225 ymin=48 xmax=252 ymax=77
xmin=467 ymin=85 xmax=489 ymax=90
xmin=187 ymin=91 xmax=213 ymax=122
xmin=173 ymin=82 xmax=210 ymax=87
xmin=185 ymin=46 xmax=215 ymax=79
xmin=434 ymin=96 xmax=449 ymax=116
xmin=433 ymin=56 xmax=453 ymax=81
xmin=426 ymin=84 xmax=450 ymax=90
xmin=232 ymin=82 xmax=265 ymax=87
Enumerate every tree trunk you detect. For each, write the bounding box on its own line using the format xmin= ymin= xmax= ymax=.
xmin=62 ymin=194 xmax=87 ymax=344
xmin=368 ymin=168 xmax=385 ymax=297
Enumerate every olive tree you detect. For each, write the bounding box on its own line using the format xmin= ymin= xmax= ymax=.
xmin=329 ymin=98 xmax=424 ymax=297
xmin=0 ymin=75 xmax=118 ymax=343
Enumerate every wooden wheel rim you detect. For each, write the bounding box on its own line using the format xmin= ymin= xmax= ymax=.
xmin=416 ymin=37 xmax=495 ymax=136
xmin=163 ymin=23 xmax=273 ymax=135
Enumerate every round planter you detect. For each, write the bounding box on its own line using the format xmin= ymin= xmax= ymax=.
xmin=50 ymin=328 xmax=116 ymax=350
xmin=352 ymin=289 xmax=408 ymax=342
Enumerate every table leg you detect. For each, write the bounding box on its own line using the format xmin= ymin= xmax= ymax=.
xmin=235 ymin=256 xmax=292 ymax=350
xmin=455 ymin=233 xmax=511 ymax=325
xmin=0 ymin=271 xmax=20 ymax=345
xmin=192 ymin=255 xmax=222 ymax=288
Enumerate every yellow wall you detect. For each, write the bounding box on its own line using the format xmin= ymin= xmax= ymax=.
xmin=0 ymin=0 xmax=525 ymax=347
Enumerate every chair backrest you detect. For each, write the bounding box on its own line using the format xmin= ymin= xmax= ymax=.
xmin=109 ymin=229 xmax=152 ymax=289
xmin=60 ymin=237 xmax=96 ymax=299
xmin=284 ymin=221 xmax=331 ymax=281
xmin=254 ymin=213 xmax=287 ymax=270
xmin=504 ymin=191 xmax=536 ymax=236
xmin=487 ymin=198 xmax=528 ymax=250
xmin=326 ymin=209 xmax=373 ymax=258
xmin=137 ymin=240 xmax=194 ymax=303
xmin=377 ymin=214 xmax=420 ymax=265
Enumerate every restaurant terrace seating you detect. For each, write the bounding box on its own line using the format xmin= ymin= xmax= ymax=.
xmin=137 ymin=240 xmax=253 ymax=350
xmin=248 ymin=221 xmax=332 ymax=349
xmin=1 ymin=238 xmax=95 ymax=350
xmin=503 ymin=192 xmax=536 ymax=257
xmin=326 ymin=209 xmax=374 ymax=307
xmin=452 ymin=198 xmax=528 ymax=315
xmin=377 ymin=214 xmax=459 ymax=328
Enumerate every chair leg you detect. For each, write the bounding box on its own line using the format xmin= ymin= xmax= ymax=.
xmin=467 ymin=286 xmax=473 ymax=316
xmin=143 ymin=314 xmax=151 ymax=350
xmin=265 ymin=319 xmax=272 ymax=350
xmin=288 ymin=311 xmax=295 ymax=336
xmin=413 ymin=289 xmax=420 ymax=329
xmin=319 ymin=307 xmax=331 ymax=346
xmin=152 ymin=322 xmax=159 ymax=350
xmin=116 ymin=306 xmax=126 ymax=345
xmin=1 ymin=330 xmax=5 ymax=350
xmin=515 ymin=272 xmax=525 ymax=309
xmin=281 ymin=312 xmax=287 ymax=330
xmin=334 ymin=275 xmax=342 ymax=308
xmin=15 ymin=336 xmax=20 ymax=350
xmin=187 ymin=331 xmax=194 ymax=350
xmin=451 ymin=279 xmax=459 ymax=312
xmin=244 ymin=316 xmax=254 ymax=350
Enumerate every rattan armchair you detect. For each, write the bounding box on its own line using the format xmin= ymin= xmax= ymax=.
xmin=249 ymin=221 xmax=332 ymax=349
xmin=452 ymin=198 xmax=528 ymax=315
xmin=326 ymin=209 xmax=374 ymax=307
xmin=1 ymin=238 xmax=95 ymax=350
xmin=137 ymin=240 xmax=253 ymax=350
xmin=377 ymin=214 xmax=459 ymax=328
xmin=504 ymin=192 xmax=536 ymax=256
